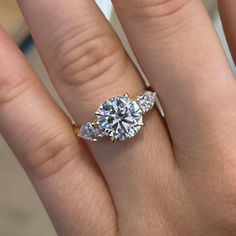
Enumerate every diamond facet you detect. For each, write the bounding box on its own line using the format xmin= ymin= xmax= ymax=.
xmin=79 ymin=122 xmax=100 ymax=141
xmin=96 ymin=95 xmax=143 ymax=141
xmin=137 ymin=91 xmax=156 ymax=113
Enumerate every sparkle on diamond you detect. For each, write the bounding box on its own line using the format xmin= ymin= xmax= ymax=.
xmin=96 ymin=95 xmax=143 ymax=141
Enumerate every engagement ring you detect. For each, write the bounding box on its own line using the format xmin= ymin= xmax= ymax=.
xmin=74 ymin=91 xmax=157 ymax=142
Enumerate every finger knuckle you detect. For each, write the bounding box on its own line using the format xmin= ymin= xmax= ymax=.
xmin=24 ymin=128 xmax=77 ymax=179
xmin=52 ymin=30 xmax=125 ymax=88
xmin=129 ymin=0 xmax=194 ymax=19
xmin=0 ymin=73 xmax=34 ymax=106
xmin=125 ymin=0 xmax=196 ymax=40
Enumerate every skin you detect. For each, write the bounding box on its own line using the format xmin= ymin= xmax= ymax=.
xmin=0 ymin=0 xmax=236 ymax=235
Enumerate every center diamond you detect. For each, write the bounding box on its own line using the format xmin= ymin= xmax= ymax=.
xmin=96 ymin=95 xmax=143 ymax=141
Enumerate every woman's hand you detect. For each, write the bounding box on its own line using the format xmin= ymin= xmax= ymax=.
xmin=0 ymin=0 xmax=236 ymax=235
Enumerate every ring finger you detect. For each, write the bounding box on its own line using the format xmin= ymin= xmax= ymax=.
xmin=17 ymin=0 xmax=175 ymax=232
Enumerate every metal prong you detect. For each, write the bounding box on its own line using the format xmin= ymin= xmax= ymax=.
xmin=124 ymin=93 xmax=129 ymax=98
xmin=74 ymin=127 xmax=80 ymax=136
xmin=95 ymin=111 xmax=101 ymax=116
xmin=134 ymin=122 xmax=144 ymax=128
xmin=111 ymin=136 xmax=116 ymax=142
xmin=93 ymin=120 xmax=99 ymax=126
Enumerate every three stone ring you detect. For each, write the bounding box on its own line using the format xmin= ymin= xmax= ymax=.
xmin=74 ymin=90 xmax=157 ymax=142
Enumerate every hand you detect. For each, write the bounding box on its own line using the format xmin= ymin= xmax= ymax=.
xmin=0 ymin=0 xmax=236 ymax=235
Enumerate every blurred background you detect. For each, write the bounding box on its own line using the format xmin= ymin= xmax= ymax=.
xmin=0 ymin=1 xmax=235 ymax=235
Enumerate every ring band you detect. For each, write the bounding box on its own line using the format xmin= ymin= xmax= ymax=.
xmin=74 ymin=90 xmax=157 ymax=142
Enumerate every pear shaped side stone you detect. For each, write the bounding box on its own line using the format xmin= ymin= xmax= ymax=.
xmin=137 ymin=91 xmax=156 ymax=113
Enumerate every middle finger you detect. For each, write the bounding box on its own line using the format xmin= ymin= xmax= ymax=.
xmin=113 ymin=0 xmax=236 ymax=165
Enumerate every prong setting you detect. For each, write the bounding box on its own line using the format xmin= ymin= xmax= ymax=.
xmin=77 ymin=91 xmax=157 ymax=142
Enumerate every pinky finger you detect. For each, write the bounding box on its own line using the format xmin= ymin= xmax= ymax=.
xmin=0 ymin=29 xmax=116 ymax=235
